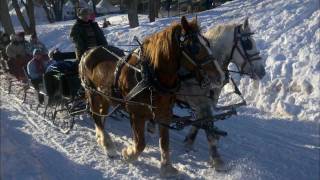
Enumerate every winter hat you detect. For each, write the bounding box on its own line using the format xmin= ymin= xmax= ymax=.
xmin=33 ymin=48 xmax=42 ymax=56
xmin=77 ymin=8 xmax=90 ymax=18
xmin=10 ymin=34 xmax=17 ymax=41
xmin=48 ymin=50 xmax=54 ymax=59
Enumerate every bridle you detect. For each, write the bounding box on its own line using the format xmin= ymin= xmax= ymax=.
xmin=178 ymin=32 xmax=221 ymax=89
xmin=228 ymin=25 xmax=262 ymax=77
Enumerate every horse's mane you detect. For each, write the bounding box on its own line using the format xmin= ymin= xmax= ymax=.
xmin=204 ymin=23 xmax=239 ymax=61
xmin=205 ymin=23 xmax=238 ymax=42
xmin=143 ymin=20 xmax=200 ymax=68
xmin=83 ymin=46 xmax=125 ymax=71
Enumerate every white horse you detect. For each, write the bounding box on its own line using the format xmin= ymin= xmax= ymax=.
xmin=177 ymin=18 xmax=266 ymax=170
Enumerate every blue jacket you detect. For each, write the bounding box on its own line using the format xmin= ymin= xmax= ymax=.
xmin=27 ymin=58 xmax=49 ymax=80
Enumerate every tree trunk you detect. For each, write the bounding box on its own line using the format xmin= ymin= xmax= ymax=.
xmin=127 ymin=0 xmax=139 ymax=28
xmin=52 ymin=0 xmax=64 ymax=21
xmin=92 ymin=0 xmax=97 ymax=15
xmin=148 ymin=0 xmax=155 ymax=22
xmin=12 ymin=0 xmax=31 ymax=33
xmin=0 ymin=0 xmax=15 ymax=34
xmin=38 ymin=0 xmax=54 ymax=23
xmin=155 ymin=0 xmax=160 ymax=18
xmin=25 ymin=0 xmax=36 ymax=34
xmin=59 ymin=0 xmax=64 ymax=20
xmin=42 ymin=3 xmax=55 ymax=23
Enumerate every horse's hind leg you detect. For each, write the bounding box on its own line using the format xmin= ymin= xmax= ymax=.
xmin=122 ymin=114 xmax=146 ymax=161
xmin=205 ymin=129 xmax=226 ymax=171
xmin=89 ymin=93 xmax=117 ymax=157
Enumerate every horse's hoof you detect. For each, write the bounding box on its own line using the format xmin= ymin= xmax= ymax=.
xmin=183 ymin=140 xmax=195 ymax=152
xmin=211 ymin=157 xmax=228 ymax=172
xmin=121 ymin=148 xmax=138 ymax=162
xmin=104 ymin=146 xmax=117 ymax=158
xmin=147 ymin=121 xmax=156 ymax=134
xmin=160 ymin=164 xmax=179 ymax=178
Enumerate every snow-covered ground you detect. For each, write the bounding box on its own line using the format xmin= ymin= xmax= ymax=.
xmin=1 ymin=0 xmax=319 ymax=179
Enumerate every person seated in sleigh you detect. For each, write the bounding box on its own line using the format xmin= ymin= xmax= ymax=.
xmin=27 ymin=48 xmax=50 ymax=103
xmin=6 ymin=33 xmax=29 ymax=81
xmin=42 ymin=49 xmax=79 ymax=99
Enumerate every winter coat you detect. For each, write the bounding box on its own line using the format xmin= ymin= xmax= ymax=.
xmin=70 ymin=19 xmax=108 ymax=61
xmin=27 ymin=57 xmax=49 ymax=80
xmin=0 ymin=35 xmax=10 ymax=51
xmin=6 ymin=41 xmax=27 ymax=59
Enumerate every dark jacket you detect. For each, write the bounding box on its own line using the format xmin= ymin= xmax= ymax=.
xmin=70 ymin=19 xmax=108 ymax=60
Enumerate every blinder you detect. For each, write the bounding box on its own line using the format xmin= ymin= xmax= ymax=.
xmin=178 ymin=32 xmax=215 ymax=88
xmin=241 ymin=37 xmax=253 ymax=50
xmin=178 ymin=32 xmax=226 ymax=89
xmin=230 ymin=26 xmax=262 ymax=76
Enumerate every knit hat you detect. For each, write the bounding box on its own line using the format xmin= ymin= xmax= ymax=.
xmin=10 ymin=34 xmax=17 ymax=41
xmin=77 ymin=8 xmax=90 ymax=18
xmin=33 ymin=48 xmax=42 ymax=56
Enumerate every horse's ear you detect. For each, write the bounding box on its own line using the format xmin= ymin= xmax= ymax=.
xmin=191 ymin=15 xmax=198 ymax=24
xmin=243 ymin=17 xmax=249 ymax=29
xmin=181 ymin=16 xmax=190 ymax=32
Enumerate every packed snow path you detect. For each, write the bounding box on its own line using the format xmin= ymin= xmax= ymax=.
xmin=1 ymin=0 xmax=320 ymax=179
xmin=0 ymin=83 xmax=319 ymax=179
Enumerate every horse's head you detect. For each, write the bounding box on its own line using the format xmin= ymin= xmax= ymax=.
xmin=230 ymin=18 xmax=266 ymax=80
xmin=177 ymin=16 xmax=216 ymax=88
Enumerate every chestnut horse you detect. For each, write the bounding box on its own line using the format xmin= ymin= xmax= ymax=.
xmin=79 ymin=16 xmax=215 ymax=177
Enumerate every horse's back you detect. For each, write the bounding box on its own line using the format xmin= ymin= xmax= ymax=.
xmin=82 ymin=46 xmax=125 ymax=71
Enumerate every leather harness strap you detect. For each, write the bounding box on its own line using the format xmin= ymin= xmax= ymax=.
xmin=229 ymin=25 xmax=262 ymax=76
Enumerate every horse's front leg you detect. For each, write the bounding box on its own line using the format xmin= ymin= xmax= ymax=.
xmin=159 ymin=118 xmax=179 ymax=177
xmin=89 ymin=93 xmax=117 ymax=157
xmin=184 ymin=126 xmax=199 ymax=150
xmin=93 ymin=115 xmax=117 ymax=158
xmin=122 ymin=114 xmax=146 ymax=161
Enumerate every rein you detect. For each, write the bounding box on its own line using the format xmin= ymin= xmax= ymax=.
xmin=178 ymin=33 xmax=225 ymax=89
xmin=102 ymin=46 xmax=141 ymax=72
xmin=84 ymin=84 xmax=156 ymax=109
